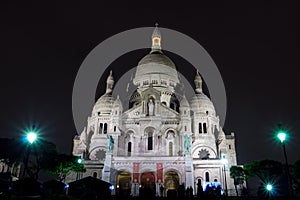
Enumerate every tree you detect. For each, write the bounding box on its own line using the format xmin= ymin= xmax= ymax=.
xmin=244 ymin=160 xmax=284 ymax=198
xmin=45 ymin=154 xmax=85 ymax=182
xmin=292 ymin=160 xmax=300 ymax=196
xmin=0 ymin=138 xmax=25 ymax=166
xmin=0 ymin=138 xmax=60 ymax=180
xmin=25 ymin=139 xmax=59 ymax=180
xmin=244 ymin=160 xmax=283 ymax=183
xmin=230 ymin=165 xmax=245 ymax=196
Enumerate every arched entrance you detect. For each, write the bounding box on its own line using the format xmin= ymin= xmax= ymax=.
xmin=140 ymin=172 xmax=156 ymax=197
xmin=164 ymin=171 xmax=179 ymax=197
xmin=117 ymin=171 xmax=131 ymax=197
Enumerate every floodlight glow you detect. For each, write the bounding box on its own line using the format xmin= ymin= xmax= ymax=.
xmin=266 ymin=184 xmax=272 ymax=191
xmin=77 ymin=158 xmax=83 ymax=164
xmin=109 ymin=185 xmax=114 ymax=190
xmin=221 ymin=158 xmax=228 ymax=165
xmin=27 ymin=132 xmax=37 ymax=144
xmin=277 ymin=132 xmax=286 ymax=143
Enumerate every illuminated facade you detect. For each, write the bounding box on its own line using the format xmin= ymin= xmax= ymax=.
xmin=69 ymin=25 xmax=241 ymax=196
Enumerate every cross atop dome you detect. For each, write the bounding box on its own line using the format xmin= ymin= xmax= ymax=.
xmin=151 ymin=23 xmax=162 ymax=53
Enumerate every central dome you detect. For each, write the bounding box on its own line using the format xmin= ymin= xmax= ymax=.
xmin=138 ymin=51 xmax=176 ymax=69
xmin=133 ymin=26 xmax=180 ymax=90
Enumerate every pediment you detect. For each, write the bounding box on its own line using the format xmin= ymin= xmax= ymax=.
xmin=140 ymin=85 xmax=161 ymax=100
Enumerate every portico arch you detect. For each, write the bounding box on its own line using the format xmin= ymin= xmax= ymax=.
xmin=117 ymin=171 xmax=131 ymax=197
xmin=140 ymin=172 xmax=156 ymax=197
xmin=164 ymin=170 xmax=180 ymax=197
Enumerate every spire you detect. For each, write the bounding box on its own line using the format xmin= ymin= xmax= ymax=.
xmin=151 ymin=23 xmax=162 ymax=53
xmin=106 ymin=70 xmax=114 ymax=94
xmin=194 ymin=70 xmax=203 ymax=94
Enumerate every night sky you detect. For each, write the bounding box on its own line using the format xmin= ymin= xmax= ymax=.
xmin=1 ymin=1 xmax=299 ymax=167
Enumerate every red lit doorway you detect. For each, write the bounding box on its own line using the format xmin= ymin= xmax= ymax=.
xmin=140 ymin=172 xmax=156 ymax=197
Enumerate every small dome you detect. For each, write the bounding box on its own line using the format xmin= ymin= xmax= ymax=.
xmin=138 ymin=52 xmax=176 ymax=69
xmin=191 ymin=93 xmax=216 ymax=115
xmin=180 ymin=96 xmax=190 ymax=107
xmin=113 ymin=96 xmax=123 ymax=112
xmin=93 ymin=94 xmax=114 ymax=114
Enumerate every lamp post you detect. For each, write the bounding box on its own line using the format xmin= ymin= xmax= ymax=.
xmin=276 ymin=129 xmax=293 ymax=198
xmin=76 ymin=158 xmax=83 ymax=180
xmin=22 ymin=131 xmax=37 ymax=178
xmin=221 ymin=158 xmax=228 ymax=197
xmin=265 ymin=183 xmax=273 ymax=200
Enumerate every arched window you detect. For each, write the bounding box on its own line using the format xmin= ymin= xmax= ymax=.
xmin=128 ymin=142 xmax=132 ymax=156
xmin=184 ymin=126 xmax=187 ymax=131
xmin=114 ymin=126 xmax=117 ymax=132
xmin=148 ymin=132 xmax=153 ymax=150
xmin=203 ymin=123 xmax=207 ymax=133
xmin=162 ymin=101 xmax=167 ymax=106
xmin=170 ymin=103 xmax=175 ymax=110
xmin=93 ymin=172 xmax=97 ymax=178
xmin=99 ymin=123 xmax=103 ymax=134
xmin=199 ymin=123 xmax=202 ymax=133
xmin=103 ymin=123 xmax=107 ymax=134
xmin=205 ymin=172 xmax=210 ymax=182
xmin=169 ymin=142 xmax=173 ymax=156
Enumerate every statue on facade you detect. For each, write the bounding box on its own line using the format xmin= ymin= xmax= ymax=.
xmin=107 ymin=135 xmax=114 ymax=153
xmin=148 ymin=98 xmax=154 ymax=116
xmin=184 ymin=134 xmax=190 ymax=154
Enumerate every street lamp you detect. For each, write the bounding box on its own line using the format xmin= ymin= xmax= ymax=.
xmin=276 ymin=127 xmax=293 ymax=198
xmin=22 ymin=130 xmax=38 ymax=178
xmin=265 ymin=183 xmax=273 ymax=199
xmin=76 ymin=157 xmax=83 ymax=180
xmin=77 ymin=158 xmax=83 ymax=164
xmin=26 ymin=131 xmax=37 ymax=144
xmin=221 ymin=158 xmax=228 ymax=197
xmin=266 ymin=183 xmax=273 ymax=192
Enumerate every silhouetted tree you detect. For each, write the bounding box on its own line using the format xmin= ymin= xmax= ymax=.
xmin=0 ymin=138 xmax=25 ymax=166
xmin=230 ymin=165 xmax=245 ymax=196
xmin=244 ymin=159 xmax=284 ymax=198
xmin=45 ymin=153 xmax=86 ymax=182
xmin=24 ymin=139 xmax=58 ymax=180
xmin=293 ymin=160 xmax=300 ymax=196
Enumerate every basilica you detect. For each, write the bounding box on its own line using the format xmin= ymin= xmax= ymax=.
xmin=69 ymin=26 xmax=240 ymax=197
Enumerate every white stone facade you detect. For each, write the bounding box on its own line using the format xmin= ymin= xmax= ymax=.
xmin=69 ymin=26 xmax=242 ymax=196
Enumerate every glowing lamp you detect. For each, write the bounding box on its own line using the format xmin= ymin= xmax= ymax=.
xmin=277 ymin=132 xmax=286 ymax=143
xmin=26 ymin=132 xmax=37 ymax=144
xmin=266 ymin=184 xmax=273 ymax=191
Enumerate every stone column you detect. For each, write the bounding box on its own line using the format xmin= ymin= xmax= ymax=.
xmin=102 ymin=152 xmax=112 ymax=182
xmin=155 ymin=100 xmax=159 ymax=115
xmin=132 ymin=183 xmax=139 ymax=196
xmin=113 ymin=135 xmax=118 ymax=156
xmin=185 ymin=155 xmax=195 ymax=194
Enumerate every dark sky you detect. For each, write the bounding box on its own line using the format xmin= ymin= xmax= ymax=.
xmin=1 ymin=1 xmax=299 ymax=166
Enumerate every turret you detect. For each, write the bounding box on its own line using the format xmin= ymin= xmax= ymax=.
xmin=106 ymin=70 xmax=114 ymax=94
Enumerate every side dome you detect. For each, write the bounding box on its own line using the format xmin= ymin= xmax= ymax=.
xmin=190 ymin=93 xmax=216 ymax=116
xmin=92 ymin=94 xmax=114 ymax=115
